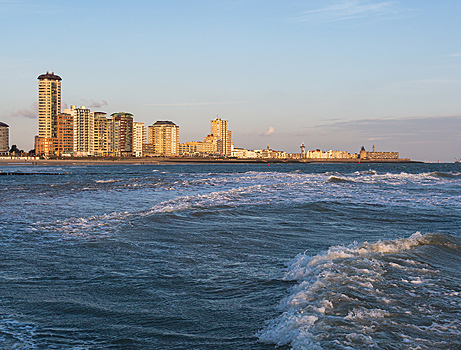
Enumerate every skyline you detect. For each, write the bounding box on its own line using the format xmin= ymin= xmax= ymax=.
xmin=1 ymin=1 xmax=461 ymax=162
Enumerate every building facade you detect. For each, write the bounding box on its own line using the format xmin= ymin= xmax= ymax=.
xmin=133 ymin=121 xmax=146 ymax=157
xmin=0 ymin=122 xmax=9 ymax=154
xmin=35 ymin=72 xmax=62 ymax=155
xmin=66 ymin=105 xmax=94 ymax=157
xmin=109 ymin=113 xmax=134 ymax=157
xmin=210 ymin=117 xmax=231 ymax=156
xmin=56 ymin=113 xmax=73 ymax=156
xmin=360 ymin=146 xmax=398 ymax=160
xmin=94 ymin=112 xmax=109 ymax=156
xmin=35 ymin=136 xmax=56 ymax=156
xmin=37 ymin=72 xmax=61 ymax=139
xmin=148 ymin=121 xmax=179 ymax=156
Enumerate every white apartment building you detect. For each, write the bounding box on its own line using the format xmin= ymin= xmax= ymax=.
xmin=66 ymin=105 xmax=94 ymax=157
xmin=133 ymin=121 xmax=146 ymax=157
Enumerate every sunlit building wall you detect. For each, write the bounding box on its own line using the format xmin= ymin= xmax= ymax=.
xmin=0 ymin=122 xmax=9 ymax=154
xmin=66 ymin=105 xmax=94 ymax=157
xmin=94 ymin=112 xmax=109 ymax=156
xmin=133 ymin=121 xmax=146 ymax=157
xmin=109 ymin=112 xmax=134 ymax=157
xmin=210 ymin=117 xmax=231 ymax=156
xmin=56 ymin=113 xmax=73 ymax=156
xmin=37 ymin=72 xmax=61 ymax=139
xmin=149 ymin=121 xmax=179 ymax=156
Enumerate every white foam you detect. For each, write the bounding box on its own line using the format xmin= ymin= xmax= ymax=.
xmin=259 ymin=232 xmax=461 ymax=349
xmin=345 ymin=307 xmax=390 ymax=320
xmin=95 ymin=179 xmax=118 ymax=183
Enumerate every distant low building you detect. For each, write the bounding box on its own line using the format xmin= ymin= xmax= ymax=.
xmin=261 ymin=145 xmax=286 ymax=159
xmin=142 ymin=143 xmax=155 ymax=156
xmin=231 ymin=147 xmax=247 ymax=158
xmin=289 ymin=149 xmax=357 ymax=159
xmin=360 ymin=145 xmax=398 ymax=160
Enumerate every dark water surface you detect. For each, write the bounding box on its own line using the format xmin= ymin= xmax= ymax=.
xmin=0 ymin=163 xmax=460 ymax=349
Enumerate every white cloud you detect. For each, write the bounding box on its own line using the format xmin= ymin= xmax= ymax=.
xmin=263 ymin=126 xmax=276 ymax=136
xmin=80 ymin=99 xmax=108 ymax=109
xmin=293 ymin=0 xmax=399 ymax=23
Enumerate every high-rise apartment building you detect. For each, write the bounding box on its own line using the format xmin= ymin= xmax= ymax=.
xmin=133 ymin=121 xmax=146 ymax=157
xmin=35 ymin=72 xmax=62 ymax=156
xmin=94 ymin=112 xmax=109 ymax=156
xmin=148 ymin=121 xmax=179 ymax=156
xmin=0 ymin=122 xmax=9 ymax=154
xmin=56 ymin=113 xmax=73 ymax=156
xmin=37 ymin=72 xmax=61 ymax=138
xmin=210 ymin=117 xmax=231 ymax=156
xmin=109 ymin=113 xmax=133 ymax=157
xmin=65 ymin=105 xmax=94 ymax=156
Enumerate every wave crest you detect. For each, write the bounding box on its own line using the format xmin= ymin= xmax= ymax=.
xmin=258 ymin=232 xmax=461 ymax=349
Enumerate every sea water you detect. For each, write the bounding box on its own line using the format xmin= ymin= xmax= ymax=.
xmin=0 ymin=163 xmax=460 ymax=349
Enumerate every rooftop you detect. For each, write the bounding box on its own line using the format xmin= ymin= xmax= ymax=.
xmin=0 ymin=122 xmax=9 ymax=127
xmin=153 ymin=120 xmax=177 ymax=126
xmin=37 ymin=71 xmax=62 ymax=81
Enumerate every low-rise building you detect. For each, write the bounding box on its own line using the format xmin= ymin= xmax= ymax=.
xmin=360 ymin=146 xmax=398 ymax=160
xmin=261 ymin=145 xmax=286 ymax=159
xmin=35 ymin=136 xmax=56 ymax=156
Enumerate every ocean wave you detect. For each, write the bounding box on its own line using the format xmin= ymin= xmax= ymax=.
xmin=426 ymin=171 xmax=461 ymax=179
xmin=326 ymin=176 xmax=351 ymax=183
xmin=0 ymin=318 xmax=37 ymax=349
xmin=258 ymin=232 xmax=461 ymax=349
xmin=33 ymin=184 xmax=272 ymax=235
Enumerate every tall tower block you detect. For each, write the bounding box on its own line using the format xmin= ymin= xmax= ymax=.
xmin=210 ymin=117 xmax=231 ymax=156
xmin=37 ymin=72 xmax=62 ymax=138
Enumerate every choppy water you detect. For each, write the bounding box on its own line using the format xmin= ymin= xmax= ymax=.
xmin=0 ymin=163 xmax=460 ymax=349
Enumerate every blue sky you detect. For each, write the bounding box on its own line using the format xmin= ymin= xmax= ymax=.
xmin=1 ymin=0 xmax=460 ymax=161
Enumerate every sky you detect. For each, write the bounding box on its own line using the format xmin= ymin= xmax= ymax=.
xmin=1 ymin=0 xmax=460 ymax=162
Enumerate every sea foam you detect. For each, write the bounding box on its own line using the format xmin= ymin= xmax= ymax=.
xmin=258 ymin=232 xmax=461 ymax=349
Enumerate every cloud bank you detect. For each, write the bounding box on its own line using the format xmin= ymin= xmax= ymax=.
xmin=10 ymin=102 xmax=38 ymax=119
xmin=147 ymin=102 xmax=242 ymax=107
xmin=304 ymin=115 xmax=461 ymax=161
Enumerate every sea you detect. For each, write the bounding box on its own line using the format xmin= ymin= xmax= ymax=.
xmin=0 ymin=162 xmax=460 ymax=350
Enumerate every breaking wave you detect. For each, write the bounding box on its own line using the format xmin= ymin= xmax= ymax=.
xmin=258 ymin=232 xmax=461 ymax=350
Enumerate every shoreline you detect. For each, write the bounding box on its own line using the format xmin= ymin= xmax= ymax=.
xmin=0 ymin=157 xmax=423 ymax=166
